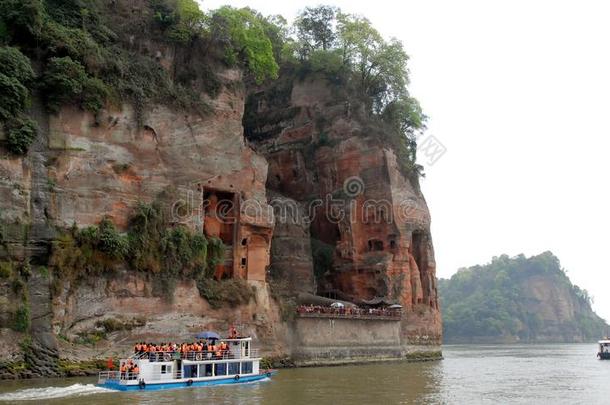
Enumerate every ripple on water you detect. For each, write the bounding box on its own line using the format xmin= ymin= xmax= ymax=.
xmin=0 ymin=383 xmax=112 ymax=402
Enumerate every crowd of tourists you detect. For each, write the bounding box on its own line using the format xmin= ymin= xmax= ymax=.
xmin=133 ymin=340 xmax=232 ymax=361
xmin=296 ymin=304 xmax=401 ymax=318
xmin=119 ymin=359 xmax=140 ymax=379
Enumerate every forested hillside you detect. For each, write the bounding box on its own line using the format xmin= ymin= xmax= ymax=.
xmin=439 ymin=252 xmax=607 ymax=343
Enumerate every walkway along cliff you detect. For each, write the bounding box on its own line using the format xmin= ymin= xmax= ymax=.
xmin=0 ymin=1 xmax=441 ymax=378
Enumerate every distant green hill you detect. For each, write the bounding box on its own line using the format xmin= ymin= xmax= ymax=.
xmin=439 ymin=252 xmax=607 ymax=343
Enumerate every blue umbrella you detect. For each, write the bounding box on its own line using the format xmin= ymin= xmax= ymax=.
xmin=195 ymin=331 xmax=220 ymax=340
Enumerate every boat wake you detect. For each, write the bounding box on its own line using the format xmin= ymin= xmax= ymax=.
xmin=0 ymin=383 xmax=112 ymax=402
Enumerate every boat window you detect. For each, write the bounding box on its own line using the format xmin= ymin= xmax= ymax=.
xmin=205 ymin=364 xmax=213 ymax=376
xmin=228 ymin=362 xmax=240 ymax=375
xmin=215 ymin=363 xmax=227 ymax=376
xmin=184 ymin=365 xmax=198 ymax=378
xmin=161 ymin=365 xmax=172 ymax=374
xmin=241 ymin=361 xmax=253 ymax=374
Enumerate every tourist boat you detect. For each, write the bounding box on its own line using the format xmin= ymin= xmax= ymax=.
xmin=98 ymin=335 xmax=276 ymax=391
xmin=597 ymin=339 xmax=610 ymax=360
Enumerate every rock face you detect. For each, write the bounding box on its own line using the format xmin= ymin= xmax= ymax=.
xmin=268 ymin=192 xmax=315 ymax=294
xmin=52 ymin=274 xmax=288 ymax=360
xmin=0 ymin=49 xmax=441 ymax=378
xmin=244 ymin=74 xmax=442 ymax=347
xmin=0 ymin=67 xmax=284 ymax=377
xmin=46 ymin=69 xmax=273 ymax=282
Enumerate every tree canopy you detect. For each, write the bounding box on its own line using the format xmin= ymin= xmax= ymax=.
xmin=294 ymin=5 xmax=338 ymax=53
xmin=210 ymin=6 xmax=279 ymax=84
xmin=281 ymin=6 xmax=426 ymax=175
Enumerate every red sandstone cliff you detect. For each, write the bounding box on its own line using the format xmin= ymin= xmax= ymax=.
xmin=0 ymin=64 xmax=290 ymax=377
xmin=0 ymin=3 xmax=441 ymax=377
xmin=245 ymin=73 xmax=442 ymax=347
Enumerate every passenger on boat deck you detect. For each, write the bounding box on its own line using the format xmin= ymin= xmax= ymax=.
xmin=134 ymin=339 xmax=231 ymax=361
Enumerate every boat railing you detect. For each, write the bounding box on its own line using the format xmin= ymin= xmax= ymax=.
xmin=98 ymin=371 xmax=140 ymax=383
xmin=296 ymin=306 xmax=402 ymax=321
xmin=143 ymin=349 xmax=261 ymax=362
xmin=130 ymin=352 xmax=149 ymax=360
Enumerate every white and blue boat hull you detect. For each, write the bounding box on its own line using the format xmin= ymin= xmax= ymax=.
xmin=100 ymin=371 xmax=276 ymax=391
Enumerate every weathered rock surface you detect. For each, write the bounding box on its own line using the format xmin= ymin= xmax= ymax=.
xmin=268 ymin=192 xmax=315 ymax=294
xmin=54 ymin=274 xmax=288 ymax=361
xmin=245 ymin=74 xmax=442 ymax=347
xmin=0 ymin=68 xmax=282 ymax=377
xmin=0 ymin=49 xmax=442 ymax=378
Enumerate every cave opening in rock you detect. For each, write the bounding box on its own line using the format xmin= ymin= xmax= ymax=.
xmin=203 ymin=187 xmax=237 ymax=279
xmin=367 ymin=239 xmax=384 ymax=252
xmin=412 ymin=230 xmax=430 ymax=306
xmin=203 ymin=188 xmax=237 ymax=245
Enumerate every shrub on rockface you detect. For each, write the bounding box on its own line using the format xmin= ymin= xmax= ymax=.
xmin=210 ymin=6 xmax=279 ymax=83
xmin=0 ymin=46 xmax=35 ymax=84
xmin=165 ymin=0 xmax=206 ymax=43
xmin=0 ymin=0 xmax=44 ymax=42
xmin=41 ymin=56 xmax=109 ymax=114
xmin=12 ymin=306 xmax=29 ymax=333
xmin=0 ymin=46 xmax=37 ymax=155
xmin=5 ymin=116 xmax=37 ymax=155
xmin=50 ymin=202 xmax=226 ymax=302
xmin=0 ymin=73 xmax=28 ymax=120
xmin=127 ymin=202 xmax=224 ymax=278
xmin=40 ymin=20 xmax=104 ymax=69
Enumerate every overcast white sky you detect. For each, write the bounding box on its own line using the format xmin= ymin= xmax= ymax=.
xmin=201 ymin=0 xmax=610 ymax=321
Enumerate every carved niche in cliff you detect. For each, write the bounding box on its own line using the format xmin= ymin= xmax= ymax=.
xmin=201 ymin=186 xmax=272 ymax=282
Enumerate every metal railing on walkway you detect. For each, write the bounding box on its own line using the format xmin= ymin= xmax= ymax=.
xmin=296 ymin=305 xmax=402 ymax=321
